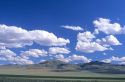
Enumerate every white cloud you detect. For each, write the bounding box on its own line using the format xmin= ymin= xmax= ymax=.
xmin=0 ymin=18 xmax=124 ymax=64
xmin=96 ymin=35 xmax=122 ymax=46
xmin=0 ymin=49 xmax=16 ymax=57
xmin=30 ymin=30 xmax=70 ymax=46
xmin=55 ymin=54 xmax=65 ymax=59
xmin=10 ymin=56 xmax=34 ymax=65
xmin=49 ymin=47 xmax=70 ymax=54
xmin=93 ymin=29 xmax=99 ymax=34
xmin=76 ymin=29 xmax=122 ymax=53
xmin=76 ymin=31 xmax=109 ymax=53
xmin=0 ymin=24 xmax=70 ymax=64
xmin=62 ymin=25 xmax=83 ymax=31
xmin=93 ymin=18 xmax=124 ymax=34
xmin=55 ymin=54 xmax=70 ymax=63
xmin=102 ymin=59 xmax=111 ymax=63
xmin=102 ymin=56 xmax=125 ymax=64
xmin=77 ymin=31 xmax=95 ymax=42
xmin=0 ymin=24 xmax=70 ymax=49
xmin=76 ymin=41 xmax=108 ymax=53
xmin=68 ymin=54 xmax=91 ymax=63
xmin=104 ymin=35 xmax=122 ymax=45
xmin=20 ymin=49 xmax=48 ymax=59
xmin=0 ymin=24 xmax=33 ymax=48
xmin=55 ymin=54 xmax=91 ymax=63
xmin=0 ymin=49 xmax=33 ymax=64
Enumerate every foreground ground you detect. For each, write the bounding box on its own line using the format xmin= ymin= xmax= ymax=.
xmin=0 ymin=68 xmax=125 ymax=78
xmin=0 ymin=68 xmax=125 ymax=82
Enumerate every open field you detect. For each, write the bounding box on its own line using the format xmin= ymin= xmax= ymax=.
xmin=0 ymin=68 xmax=125 ymax=78
xmin=0 ymin=68 xmax=125 ymax=82
xmin=0 ymin=74 xmax=125 ymax=82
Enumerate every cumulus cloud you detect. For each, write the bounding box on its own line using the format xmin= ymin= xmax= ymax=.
xmin=76 ymin=41 xmax=108 ymax=53
xmin=55 ymin=54 xmax=70 ymax=63
xmin=49 ymin=47 xmax=70 ymax=55
xmin=93 ymin=18 xmax=125 ymax=34
xmin=0 ymin=24 xmax=70 ymax=64
xmin=102 ymin=56 xmax=125 ymax=64
xmin=55 ymin=54 xmax=91 ymax=63
xmin=11 ymin=56 xmax=34 ymax=65
xmin=0 ymin=18 xmax=124 ymax=64
xmin=76 ymin=29 xmax=122 ymax=53
xmin=55 ymin=54 xmax=65 ymax=59
xmin=0 ymin=49 xmax=16 ymax=57
xmin=75 ymin=18 xmax=123 ymax=54
xmin=76 ymin=31 xmax=109 ymax=53
xmin=77 ymin=31 xmax=95 ymax=42
xmin=93 ymin=29 xmax=99 ymax=34
xmin=0 ymin=24 xmax=70 ymax=49
xmin=68 ymin=54 xmax=91 ymax=63
xmin=62 ymin=25 xmax=83 ymax=31
xmin=104 ymin=35 xmax=122 ymax=45
xmin=102 ymin=59 xmax=111 ymax=63
xmin=96 ymin=35 xmax=122 ymax=46
xmin=0 ymin=24 xmax=33 ymax=48
xmin=30 ymin=30 xmax=70 ymax=46
xmin=0 ymin=49 xmax=33 ymax=64
xmin=20 ymin=49 xmax=48 ymax=59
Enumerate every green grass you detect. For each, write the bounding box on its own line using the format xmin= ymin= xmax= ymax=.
xmin=0 ymin=68 xmax=125 ymax=82
xmin=0 ymin=76 xmax=125 ymax=82
xmin=0 ymin=68 xmax=125 ymax=78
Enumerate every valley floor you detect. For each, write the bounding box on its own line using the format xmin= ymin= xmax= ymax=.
xmin=0 ymin=68 xmax=125 ymax=78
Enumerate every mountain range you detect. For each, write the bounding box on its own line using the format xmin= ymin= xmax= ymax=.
xmin=1 ymin=60 xmax=125 ymax=74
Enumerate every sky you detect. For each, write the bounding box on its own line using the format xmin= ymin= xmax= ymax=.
xmin=0 ymin=0 xmax=125 ymax=64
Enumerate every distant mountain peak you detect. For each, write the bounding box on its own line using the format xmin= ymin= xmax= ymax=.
xmin=39 ymin=60 xmax=67 ymax=65
xmin=1 ymin=60 xmax=125 ymax=74
xmin=87 ymin=61 xmax=108 ymax=65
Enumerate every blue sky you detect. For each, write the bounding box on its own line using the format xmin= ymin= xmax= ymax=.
xmin=0 ymin=0 xmax=125 ymax=64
